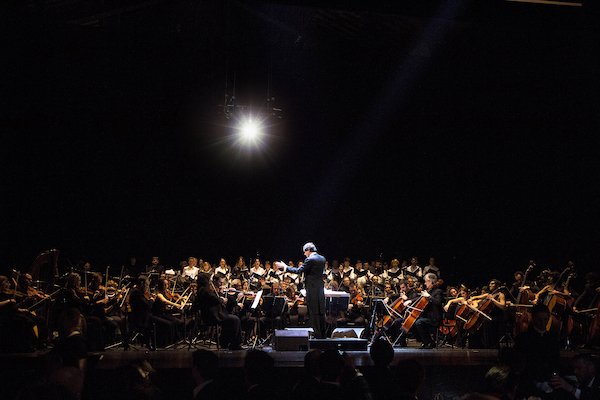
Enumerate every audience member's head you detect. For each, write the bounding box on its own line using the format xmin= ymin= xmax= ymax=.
xmin=303 ymin=348 xmax=322 ymax=378
xmin=369 ymin=338 xmax=394 ymax=368
xmin=529 ymin=304 xmax=550 ymax=332
xmin=192 ymin=349 xmax=219 ymax=383
xmin=319 ymin=350 xmax=345 ymax=384
xmin=244 ymin=350 xmax=274 ymax=386
xmin=394 ymin=359 xmax=425 ymax=397
xmin=484 ymin=364 xmax=518 ymax=399
xmin=572 ymin=354 xmax=598 ymax=385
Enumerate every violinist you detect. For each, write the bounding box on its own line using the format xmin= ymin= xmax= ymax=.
xmin=55 ymin=273 xmax=105 ymax=350
xmin=129 ymin=275 xmax=174 ymax=349
xmin=152 ymin=278 xmax=185 ymax=343
xmin=16 ymin=273 xmax=50 ymax=308
xmin=0 ymin=275 xmax=43 ymax=352
xmin=87 ymin=272 xmax=120 ymax=346
xmin=410 ymin=273 xmax=443 ymax=349
xmin=345 ymin=283 xmax=367 ymax=325
xmin=103 ymin=279 xmax=124 ymax=341
xmin=193 ymin=273 xmax=243 ymax=350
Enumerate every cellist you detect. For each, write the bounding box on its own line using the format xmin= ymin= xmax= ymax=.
xmin=467 ymin=279 xmax=506 ymax=348
xmin=406 ymin=273 xmax=443 ymax=349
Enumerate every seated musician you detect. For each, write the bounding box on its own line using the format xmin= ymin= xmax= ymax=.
xmin=103 ymin=279 xmax=124 ymax=342
xmin=152 ymin=278 xmax=185 ymax=342
xmin=340 ymin=276 xmax=352 ymax=294
xmin=194 ymin=273 xmax=243 ymax=350
xmin=533 ymin=271 xmax=570 ymax=305
xmin=55 ymin=273 xmax=105 ymax=351
xmin=128 ymin=275 xmax=175 ymax=349
xmin=87 ymin=272 xmax=121 ymax=345
xmin=410 ymin=272 xmax=443 ymax=349
xmin=0 ymin=275 xmax=45 ymax=352
xmin=443 ymin=286 xmax=471 ymax=313
xmin=468 ymin=279 xmax=506 ymax=348
xmin=345 ymin=283 xmax=367 ymax=326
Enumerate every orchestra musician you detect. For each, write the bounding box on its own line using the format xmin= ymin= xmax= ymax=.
xmin=128 ymin=275 xmax=174 ymax=349
xmin=55 ymin=272 xmax=105 ymax=351
xmin=467 ymin=279 xmax=506 ymax=348
xmin=411 ymin=272 xmax=443 ymax=349
xmin=0 ymin=275 xmax=44 ymax=352
xmin=145 ymin=256 xmax=165 ymax=275
xmin=275 ymin=242 xmax=327 ymax=339
xmin=194 ymin=273 xmax=243 ymax=350
xmin=87 ymin=272 xmax=120 ymax=345
xmin=153 ymin=278 xmax=185 ymax=342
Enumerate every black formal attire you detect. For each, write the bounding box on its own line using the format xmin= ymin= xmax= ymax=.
xmin=195 ymin=285 xmax=242 ymax=349
xmin=193 ymin=380 xmax=219 ymax=400
xmin=514 ymin=325 xmax=561 ymax=398
xmin=129 ymin=287 xmax=173 ymax=348
xmin=412 ymin=287 xmax=443 ymax=347
xmin=51 ymin=332 xmax=87 ymax=369
xmin=577 ymin=375 xmax=600 ymax=400
xmin=285 ymin=252 xmax=327 ymax=339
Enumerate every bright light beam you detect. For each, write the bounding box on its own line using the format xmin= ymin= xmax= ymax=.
xmin=236 ymin=117 xmax=264 ymax=146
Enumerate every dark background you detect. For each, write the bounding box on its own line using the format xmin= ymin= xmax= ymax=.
xmin=1 ymin=0 xmax=598 ymax=288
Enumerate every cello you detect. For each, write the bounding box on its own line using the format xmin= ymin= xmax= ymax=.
xmin=462 ymin=285 xmax=505 ymax=333
xmin=380 ymin=293 xmax=408 ymax=330
xmin=513 ymin=263 xmax=535 ymax=337
xmin=542 ymin=265 xmax=573 ymax=334
xmin=400 ymin=279 xmax=443 ymax=334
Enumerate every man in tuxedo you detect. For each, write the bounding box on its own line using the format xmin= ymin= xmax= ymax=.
xmin=192 ymin=349 xmax=220 ymax=400
xmin=275 ymin=242 xmax=326 ymax=339
xmin=411 ymin=272 xmax=443 ymax=349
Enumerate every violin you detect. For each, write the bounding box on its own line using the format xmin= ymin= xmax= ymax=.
xmin=351 ymin=292 xmax=364 ymax=306
xmin=164 ymin=289 xmax=181 ymax=302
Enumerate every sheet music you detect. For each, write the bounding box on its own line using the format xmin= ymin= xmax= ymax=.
xmin=252 ymin=290 xmax=263 ymax=309
xmin=324 ymin=288 xmax=350 ymax=297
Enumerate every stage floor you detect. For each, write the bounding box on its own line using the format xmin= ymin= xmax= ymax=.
xmin=1 ymin=336 xmax=581 ymax=369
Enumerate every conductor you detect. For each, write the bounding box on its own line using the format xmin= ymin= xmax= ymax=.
xmin=275 ymin=242 xmax=327 ymax=339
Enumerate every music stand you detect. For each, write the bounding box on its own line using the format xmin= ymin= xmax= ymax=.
xmin=250 ymin=290 xmax=263 ymax=348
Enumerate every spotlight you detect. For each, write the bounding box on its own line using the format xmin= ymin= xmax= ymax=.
xmin=239 ymin=118 xmax=261 ymax=141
